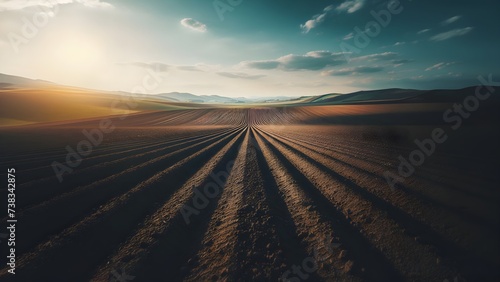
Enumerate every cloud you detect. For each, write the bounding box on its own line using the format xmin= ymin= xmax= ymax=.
xmin=441 ymin=15 xmax=461 ymax=26
xmin=392 ymin=59 xmax=413 ymax=67
xmin=180 ymin=18 xmax=207 ymax=32
xmin=343 ymin=32 xmax=354 ymax=40
xmin=177 ymin=64 xmax=217 ymax=72
xmin=243 ymin=61 xmax=280 ymax=70
xmin=425 ymin=62 xmax=455 ymax=71
xmin=336 ymin=0 xmax=365 ymax=13
xmin=430 ymin=27 xmax=473 ymax=41
xmin=417 ymin=28 xmax=431 ymax=34
xmin=177 ymin=65 xmax=204 ymax=72
xmin=76 ymin=0 xmax=112 ymax=8
xmin=242 ymin=51 xmax=347 ymax=71
xmin=264 ymin=54 xmax=340 ymax=70
xmin=300 ymin=5 xmax=333 ymax=33
xmin=217 ymin=72 xmax=266 ymax=80
xmin=300 ymin=0 xmax=364 ymax=33
xmin=120 ymin=62 xmax=212 ymax=73
xmin=350 ymin=52 xmax=411 ymax=67
xmin=352 ymin=52 xmax=399 ymax=61
xmin=0 ymin=0 xmax=113 ymax=11
xmin=119 ymin=62 xmax=170 ymax=72
xmin=393 ymin=41 xmax=405 ymax=46
xmin=322 ymin=66 xmax=384 ymax=76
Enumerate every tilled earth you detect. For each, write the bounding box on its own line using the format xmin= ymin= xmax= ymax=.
xmin=0 ymin=107 xmax=498 ymax=282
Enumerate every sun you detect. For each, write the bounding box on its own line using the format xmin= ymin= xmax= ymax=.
xmin=51 ymin=34 xmax=104 ymax=72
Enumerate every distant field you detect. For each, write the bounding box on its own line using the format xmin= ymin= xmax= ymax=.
xmin=0 ymin=85 xmax=199 ymax=127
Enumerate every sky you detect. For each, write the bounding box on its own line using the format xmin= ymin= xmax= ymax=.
xmin=0 ymin=0 xmax=499 ymax=97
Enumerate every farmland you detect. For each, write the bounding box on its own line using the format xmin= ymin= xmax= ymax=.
xmin=0 ymin=105 xmax=498 ymax=281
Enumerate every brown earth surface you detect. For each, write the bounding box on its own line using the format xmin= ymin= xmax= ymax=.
xmin=0 ymin=105 xmax=498 ymax=282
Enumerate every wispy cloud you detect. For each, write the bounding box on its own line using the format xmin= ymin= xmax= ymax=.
xmin=343 ymin=32 xmax=354 ymax=40
xmin=119 ymin=62 xmax=212 ymax=73
xmin=425 ymin=62 xmax=455 ymax=71
xmin=392 ymin=59 xmax=413 ymax=67
xmin=178 ymin=64 xmax=217 ymax=72
xmin=242 ymin=51 xmax=347 ymax=71
xmin=322 ymin=66 xmax=384 ymax=76
xmin=352 ymin=52 xmax=399 ymax=62
xmin=76 ymin=0 xmax=112 ymax=8
xmin=118 ymin=62 xmax=170 ymax=72
xmin=441 ymin=15 xmax=461 ymax=26
xmin=242 ymin=61 xmax=280 ymax=70
xmin=177 ymin=65 xmax=204 ymax=72
xmin=430 ymin=27 xmax=473 ymax=41
xmin=350 ymin=52 xmax=411 ymax=67
xmin=0 ymin=0 xmax=113 ymax=11
xmin=300 ymin=5 xmax=333 ymax=34
xmin=393 ymin=41 xmax=405 ymax=46
xmin=300 ymin=0 xmax=365 ymax=33
xmin=336 ymin=0 xmax=365 ymax=13
xmin=217 ymin=72 xmax=266 ymax=80
xmin=417 ymin=28 xmax=431 ymax=34
xmin=180 ymin=18 xmax=207 ymax=32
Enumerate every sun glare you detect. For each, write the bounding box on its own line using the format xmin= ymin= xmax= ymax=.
xmin=51 ymin=34 xmax=103 ymax=72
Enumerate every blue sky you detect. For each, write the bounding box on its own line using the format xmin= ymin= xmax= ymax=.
xmin=1 ymin=0 xmax=499 ymax=97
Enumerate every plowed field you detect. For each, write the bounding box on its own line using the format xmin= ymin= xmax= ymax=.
xmin=0 ymin=107 xmax=498 ymax=281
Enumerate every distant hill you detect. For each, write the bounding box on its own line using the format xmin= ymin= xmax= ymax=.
xmin=154 ymin=92 xmax=299 ymax=104
xmin=0 ymin=73 xmax=54 ymax=88
xmin=156 ymin=93 xmax=246 ymax=103
xmin=310 ymin=87 xmax=500 ymax=105
xmin=1 ymin=73 xmax=498 ymax=105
